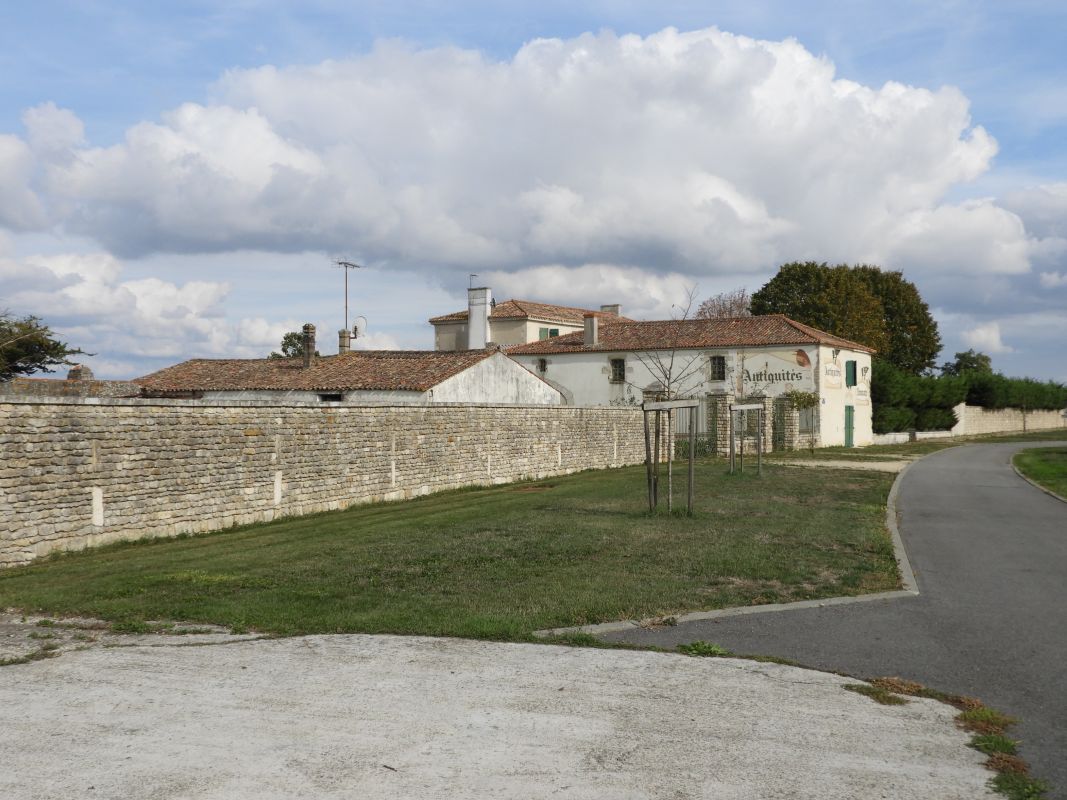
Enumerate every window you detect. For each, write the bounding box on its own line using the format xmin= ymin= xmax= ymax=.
xmin=318 ymin=393 xmax=343 ymax=402
xmin=845 ymin=360 xmax=857 ymax=387
xmin=536 ymin=358 xmax=547 ymax=373
xmin=538 ymin=327 xmax=560 ymax=340
xmin=709 ymin=355 xmax=726 ymax=381
xmin=610 ymin=358 xmax=626 ymax=383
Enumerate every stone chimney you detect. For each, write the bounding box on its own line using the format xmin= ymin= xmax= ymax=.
xmin=599 ymin=304 xmax=621 ymax=317
xmin=66 ymin=364 xmax=94 ymax=381
xmin=583 ymin=313 xmax=599 ymax=347
xmin=467 ymin=287 xmax=491 ymax=349
xmin=302 ymin=323 xmax=316 ymax=368
xmin=338 ymin=329 xmax=351 ymax=354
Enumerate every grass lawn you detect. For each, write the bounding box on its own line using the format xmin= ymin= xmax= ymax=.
xmin=0 ymin=462 xmax=898 ymax=640
xmin=1014 ymin=447 xmax=1067 ymax=499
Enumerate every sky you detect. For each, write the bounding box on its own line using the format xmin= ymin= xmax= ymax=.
xmin=1 ymin=0 xmax=1066 ymax=381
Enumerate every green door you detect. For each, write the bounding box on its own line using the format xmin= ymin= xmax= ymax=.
xmin=844 ymin=405 xmax=855 ymax=448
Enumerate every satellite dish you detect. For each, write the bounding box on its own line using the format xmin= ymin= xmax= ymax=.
xmin=353 ymin=316 xmax=368 ymax=339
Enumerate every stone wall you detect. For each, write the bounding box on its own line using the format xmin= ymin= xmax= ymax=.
xmin=0 ymin=376 xmax=141 ymax=398
xmin=952 ymin=403 xmax=1066 ymax=436
xmin=0 ymin=398 xmax=645 ymax=568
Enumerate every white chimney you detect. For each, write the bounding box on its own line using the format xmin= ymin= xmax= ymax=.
xmin=599 ymin=304 xmax=621 ymax=317
xmin=583 ymin=313 xmax=598 ymax=347
xmin=338 ymin=329 xmax=351 ymax=354
xmin=467 ymin=287 xmax=491 ymax=349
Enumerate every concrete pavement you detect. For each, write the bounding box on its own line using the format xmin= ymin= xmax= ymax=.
xmin=604 ymin=442 xmax=1067 ymax=797
xmin=0 ymin=633 xmax=995 ymax=799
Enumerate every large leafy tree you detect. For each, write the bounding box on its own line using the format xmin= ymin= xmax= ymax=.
xmin=750 ymin=262 xmax=889 ymax=355
xmin=268 ymin=331 xmax=320 ymax=359
xmin=0 ymin=313 xmax=86 ymax=381
xmin=751 ymin=262 xmax=940 ymax=374
xmin=940 ymin=349 xmax=993 ymax=377
xmin=851 ymin=265 xmax=941 ymax=374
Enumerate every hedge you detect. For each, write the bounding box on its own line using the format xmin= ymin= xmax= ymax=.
xmin=871 ymin=360 xmax=1067 ymax=434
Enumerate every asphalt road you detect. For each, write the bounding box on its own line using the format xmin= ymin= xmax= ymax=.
xmin=604 ymin=442 xmax=1067 ymax=796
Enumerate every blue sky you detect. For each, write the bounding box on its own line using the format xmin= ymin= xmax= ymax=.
xmin=2 ymin=1 xmax=1066 ymax=380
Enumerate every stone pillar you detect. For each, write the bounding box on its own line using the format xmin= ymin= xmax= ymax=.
xmin=774 ymin=397 xmax=801 ymax=451
xmin=758 ymin=395 xmax=774 ymax=453
xmin=707 ymin=393 xmax=733 ymax=456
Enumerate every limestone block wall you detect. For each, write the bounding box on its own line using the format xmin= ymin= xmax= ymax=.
xmin=952 ymin=404 xmax=1066 ymax=436
xmin=0 ymin=398 xmax=646 ymax=568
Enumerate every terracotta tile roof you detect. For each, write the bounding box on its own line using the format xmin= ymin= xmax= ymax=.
xmin=134 ymin=350 xmax=496 ymax=394
xmin=506 ymin=315 xmax=876 ymax=355
xmin=429 ymin=299 xmax=631 ymax=326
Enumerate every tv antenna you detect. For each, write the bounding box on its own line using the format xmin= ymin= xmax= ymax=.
xmin=469 ymin=273 xmax=477 ymax=288
xmin=334 ymin=260 xmax=364 ymax=330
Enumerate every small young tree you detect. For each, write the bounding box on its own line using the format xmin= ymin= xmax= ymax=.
xmin=696 ymin=287 xmax=751 ymax=319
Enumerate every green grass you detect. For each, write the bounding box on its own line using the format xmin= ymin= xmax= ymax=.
xmin=843 ymin=683 xmax=909 ymax=705
xmin=1013 ymin=447 xmax=1067 ymax=498
xmin=0 ymin=462 xmax=899 ymax=640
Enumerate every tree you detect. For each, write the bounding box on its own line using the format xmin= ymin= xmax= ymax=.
xmin=750 ymin=262 xmax=889 ymax=354
xmin=0 ymin=312 xmax=87 ymax=381
xmin=940 ymin=349 xmax=993 ymax=377
xmin=851 ymin=266 xmax=941 ymax=374
xmin=696 ymin=287 xmax=751 ymax=318
xmin=269 ymin=331 xmax=319 ymax=359
xmin=751 ymin=262 xmax=941 ymax=374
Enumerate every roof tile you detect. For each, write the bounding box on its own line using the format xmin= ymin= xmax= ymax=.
xmin=429 ymin=299 xmax=631 ymax=326
xmin=506 ymin=315 xmax=876 ymax=355
xmin=135 ymin=350 xmax=496 ymax=394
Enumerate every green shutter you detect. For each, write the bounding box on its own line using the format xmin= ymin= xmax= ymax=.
xmin=845 ymin=360 xmax=857 ymax=387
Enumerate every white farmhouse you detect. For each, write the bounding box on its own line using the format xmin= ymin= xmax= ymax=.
xmin=430 ymin=287 xmax=627 ymax=350
xmin=508 ymin=314 xmax=874 ymax=447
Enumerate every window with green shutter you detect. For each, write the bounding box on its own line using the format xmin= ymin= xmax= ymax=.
xmin=845 ymin=360 xmax=857 ymax=387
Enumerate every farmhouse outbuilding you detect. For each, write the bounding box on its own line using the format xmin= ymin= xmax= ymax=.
xmin=136 ymin=329 xmax=561 ymax=406
xmin=508 ymin=314 xmax=874 ymax=448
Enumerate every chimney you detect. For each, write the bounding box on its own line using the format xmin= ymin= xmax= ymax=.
xmin=338 ymin=329 xmax=351 ymax=354
xmin=583 ymin=313 xmax=598 ymax=347
xmin=599 ymin=304 xmax=621 ymax=317
xmin=302 ymin=323 xmax=316 ymax=368
xmin=66 ymin=364 xmax=94 ymax=381
xmin=467 ymin=287 xmax=491 ymax=349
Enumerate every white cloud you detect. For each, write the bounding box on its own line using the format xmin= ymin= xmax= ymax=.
xmin=962 ymin=321 xmax=1013 ymax=354
xmin=1039 ymin=271 xmax=1067 ymax=288
xmin=0 ymin=27 xmax=1026 ymax=282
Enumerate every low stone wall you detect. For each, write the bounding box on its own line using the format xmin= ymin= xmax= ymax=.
xmin=870 ymin=403 xmax=1066 ymax=445
xmin=952 ymin=404 xmax=1066 ymax=436
xmin=0 ymin=376 xmax=141 ymax=398
xmin=0 ymin=398 xmax=645 ymax=568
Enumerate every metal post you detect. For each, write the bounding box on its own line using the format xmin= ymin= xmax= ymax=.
xmin=653 ymin=410 xmax=661 ymax=508
xmin=729 ymin=409 xmax=736 ymax=474
xmin=739 ymin=410 xmax=745 ymax=473
xmin=643 ymin=410 xmax=654 ymax=511
xmin=666 ymin=409 xmax=673 ymax=514
xmin=757 ymin=408 xmax=763 ymax=476
xmin=687 ymin=404 xmax=696 ymax=514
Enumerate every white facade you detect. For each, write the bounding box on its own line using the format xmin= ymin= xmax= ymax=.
xmin=512 ymin=345 xmax=872 ymax=446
